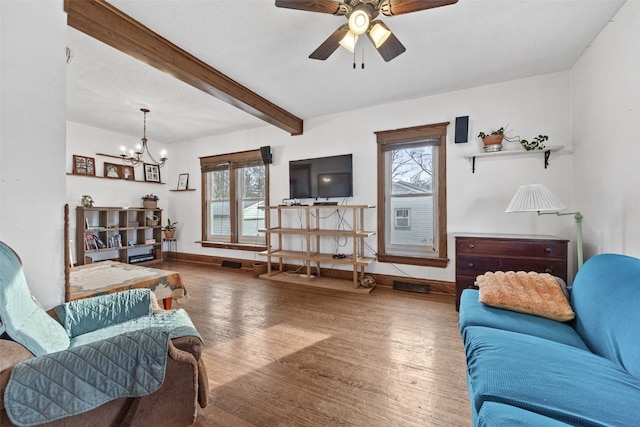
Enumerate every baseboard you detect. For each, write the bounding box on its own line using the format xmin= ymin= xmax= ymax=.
xmin=168 ymin=252 xmax=455 ymax=296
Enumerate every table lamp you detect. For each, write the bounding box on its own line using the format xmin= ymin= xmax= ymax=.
xmin=505 ymin=184 xmax=583 ymax=269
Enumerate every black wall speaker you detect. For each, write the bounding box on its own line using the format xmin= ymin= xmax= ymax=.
xmin=260 ymin=146 xmax=272 ymax=164
xmin=455 ymin=116 xmax=469 ymax=144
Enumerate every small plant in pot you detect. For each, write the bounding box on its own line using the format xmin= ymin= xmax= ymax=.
xmin=162 ymin=218 xmax=178 ymax=239
xmin=142 ymin=194 xmax=159 ymax=209
xmin=478 ymin=127 xmax=505 ymax=152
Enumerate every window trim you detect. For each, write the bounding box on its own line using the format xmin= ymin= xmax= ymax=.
xmin=375 ymin=122 xmax=449 ymax=268
xmin=200 ymin=149 xmax=269 ymax=249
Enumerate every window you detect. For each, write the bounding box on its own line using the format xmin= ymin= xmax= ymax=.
xmin=375 ymin=122 xmax=448 ymax=267
xmin=395 ymin=208 xmax=411 ymax=229
xmin=200 ymin=149 xmax=269 ymax=249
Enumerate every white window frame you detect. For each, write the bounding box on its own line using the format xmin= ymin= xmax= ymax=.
xmin=394 ymin=208 xmax=411 ymax=229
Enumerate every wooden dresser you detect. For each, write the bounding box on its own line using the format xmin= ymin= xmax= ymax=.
xmin=455 ymin=233 xmax=569 ymax=310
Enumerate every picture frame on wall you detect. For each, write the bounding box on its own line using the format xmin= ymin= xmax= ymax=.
xmin=120 ymin=165 xmax=135 ymax=181
xmin=72 ymin=155 xmax=96 ymax=176
xmin=104 ymin=162 xmax=121 ymax=179
xmin=177 ymin=173 xmax=189 ymax=190
xmin=144 ymin=163 xmax=161 ymax=183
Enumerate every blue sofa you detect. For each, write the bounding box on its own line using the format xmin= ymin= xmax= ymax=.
xmin=459 ymin=253 xmax=640 ymax=426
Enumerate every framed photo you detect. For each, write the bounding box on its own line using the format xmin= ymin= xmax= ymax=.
xmin=104 ymin=162 xmax=121 ymax=179
xmin=120 ymin=165 xmax=135 ymax=181
xmin=144 ymin=163 xmax=161 ymax=183
xmin=177 ymin=173 xmax=189 ymax=190
xmin=72 ymin=155 xmax=96 ymax=176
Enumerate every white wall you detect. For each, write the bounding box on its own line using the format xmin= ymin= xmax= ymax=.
xmin=1 ymin=1 xmax=67 ymax=309
xmin=169 ymin=72 xmax=574 ymax=283
xmin=572 ymin=1 xmax=640 ymax=260
xmin=66 ymin=121 xmax=170 ymax=263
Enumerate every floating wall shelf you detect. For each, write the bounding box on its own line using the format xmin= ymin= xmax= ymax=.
xmin=463 ymin=146 xmax=564 ymax=173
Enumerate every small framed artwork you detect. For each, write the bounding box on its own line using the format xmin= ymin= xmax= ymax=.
xmin=177 ymin=173 xmax=189 ymax=190
xmin=144 ymin=163 xmax=161 ymax=183
xmin=73 ymin=155 xmax=96 ymax=176
xmin=104 ymin=162 xmax=121 ymax=179
xmin=120 ymin=165 xmax=135 ymax=181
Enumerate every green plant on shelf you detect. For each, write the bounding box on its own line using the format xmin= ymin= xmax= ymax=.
xmin=519 ymin=134 xmax=549 ymax=151
xmin=162 ymin=218 xmax=178 ymax=231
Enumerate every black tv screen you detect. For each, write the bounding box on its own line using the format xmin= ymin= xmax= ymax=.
xmin=289 ymin=154 xmax=353 ymax=199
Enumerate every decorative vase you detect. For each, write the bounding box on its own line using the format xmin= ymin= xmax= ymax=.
xmin=482 ymin=134 xmax=504 ymax=152
xmin=143 ymin=200 xmax=157 ymax=209
xmin=163 ymin=230 xmax=175 ymax=239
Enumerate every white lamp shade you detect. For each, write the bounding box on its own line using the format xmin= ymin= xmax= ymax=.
xmin=339 ymin=31 xmax=359 ymax=52
xmin=368 ymin=21 xmax=392 ymax=48
xmin=505 ymin=184 xmax=566 ymax=213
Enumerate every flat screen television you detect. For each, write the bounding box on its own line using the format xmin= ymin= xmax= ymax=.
xmin=289 ymin=154 xmax=353 ymax=199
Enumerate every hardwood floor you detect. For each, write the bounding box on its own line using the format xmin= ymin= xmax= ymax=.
xmin=157 ymin=260 xmax=471 ymax=426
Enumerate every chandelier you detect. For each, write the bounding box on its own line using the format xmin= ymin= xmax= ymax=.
xmin=120 ymin=108 xmax=167 ymax=167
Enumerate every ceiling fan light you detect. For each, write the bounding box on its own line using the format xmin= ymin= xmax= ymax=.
xmin=339 ymin=31 xmax=359 ymax=52
xmin=369 ymin=21 xmax=392 ymax=48
xmin=348 ymin=8 xmax=370 ymax=35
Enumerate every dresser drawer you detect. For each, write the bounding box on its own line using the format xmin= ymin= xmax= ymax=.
xmin=456 ymin=255 xmax=567 ymax=278
xmin=456 ymin=238 xmax=566 ymax=258
xmin=455 ymin=234 xmax=569 ymax=311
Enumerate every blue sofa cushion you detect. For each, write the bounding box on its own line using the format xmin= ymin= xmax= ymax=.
xmin=464 ymin=326 xmax=640 ymax=426
xmin=459 ymin=289 xmax=588 ymax=350
xmin=0 ymin=242 xmax=70 ymax=356
xmin=571 ymin=253 xmax=640 ymax=381
xmin=53 ymin=289 xmax=152 ymax=337
xmin=478 ymin=402 xmax=574 ymax=427
xmin=69 ymin=308 xmax=200 ymax=348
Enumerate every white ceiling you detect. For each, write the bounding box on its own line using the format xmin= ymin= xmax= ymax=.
xmin=66 ymin=0 xmax=625 ymax=144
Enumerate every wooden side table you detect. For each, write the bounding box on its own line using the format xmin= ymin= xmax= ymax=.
xmin=455 ymin=233 xmax=568 ymax=310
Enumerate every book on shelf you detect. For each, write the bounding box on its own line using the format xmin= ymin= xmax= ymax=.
xmin=108 ymin=234 xmax=123 ymax=248
xmin=85 ymin=233 xmax=106 ymax=250
xmin=84 ymin=234 xmax=98 ymax=250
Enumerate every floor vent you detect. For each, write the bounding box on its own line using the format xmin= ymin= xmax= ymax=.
xmin=393 ymin=280 xmax=430 ymax=294
xmin=221 ymin=260 xmax=242 ymax=269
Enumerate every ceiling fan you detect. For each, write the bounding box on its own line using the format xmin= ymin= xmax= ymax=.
xmin=275 ymin=0 xmax=458 ymax=62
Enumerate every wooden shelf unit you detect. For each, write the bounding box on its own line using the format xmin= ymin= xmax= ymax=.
xmin=76 ymin=206 xmax=163 ymax=265
xmin=259 ymin=205 xmax=376 ymax=290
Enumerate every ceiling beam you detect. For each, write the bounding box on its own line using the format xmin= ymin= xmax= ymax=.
xmin=64 ymin=0 xmax=303 ymax=136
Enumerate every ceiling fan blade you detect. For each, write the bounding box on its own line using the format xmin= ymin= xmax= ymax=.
xmin=380 ymin=0 xmax=458 ymax=16
xmin=275 ymin=0 xmax=344 ymax=15
xmin=371 ymin=31 xmax=406 ymax=62
xmin=309 ymin=25 xmax=349 ymax=60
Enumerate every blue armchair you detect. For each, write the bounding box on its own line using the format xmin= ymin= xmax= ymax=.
xmin=0 ymin=241 xmax=208 ymax=426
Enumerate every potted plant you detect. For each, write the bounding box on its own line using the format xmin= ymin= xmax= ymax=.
xmin=162 ymin=218 xmax=178 ymax=239
xmin=478 ymin=127 xmax=505 ymax=152
xmin=478 ymin=127 xmax=549 ymax=152
xmin=142 ymin=194 xmax=159 ymax=209
xmin=519 ymin=134 xmax=549 ymax=151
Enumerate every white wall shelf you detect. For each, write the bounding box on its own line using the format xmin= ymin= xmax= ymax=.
xmin=464 ymin=145 xmax=564 ymax=173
